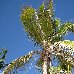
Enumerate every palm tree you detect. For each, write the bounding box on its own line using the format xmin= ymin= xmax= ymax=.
xmin=2 ymin=0 xmax=74 ymax=74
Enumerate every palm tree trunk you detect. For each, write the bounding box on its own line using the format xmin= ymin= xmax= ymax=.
xmin=42 ymin=50 xmax=51 ymax=74
xmin=42 ymin=56 xmax=48 ymax=74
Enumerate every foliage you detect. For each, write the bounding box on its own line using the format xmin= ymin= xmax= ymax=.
xmin=0 ymin=49 xmax=7 ymax=70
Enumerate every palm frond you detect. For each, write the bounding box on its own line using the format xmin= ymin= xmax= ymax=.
xmin=44 ymin=0 xmax=54 ymax=17
xmin=39 ymin=3 xmax=44 ymax=12
xmin=36 ymin=58 xmax=43 ymax=69
xmin=47 ymin=18 xmax=63 ymax=43
xmin=53 ymin=18 xmax=61 ymax=32
xmin=0 ymin=49 xmax=7 ymax=70
xmin=2 ymin=50 xmax=40 ymax=74
xmin=50 ymin=22 xmax=74 ymax=43
xmin=54 ymin=40 xmax=74 ymax=67
xmin=20 ymin=6 xmax=43 ymax=45
xmin=57 ymin=22 xmax=74 ymax=36
xmin=49 ymin=66 xmax=71 ymax=74
xmin=38 ymin=2 xmax=54 ymax=41
xmin=20 ymin=5 xmax=54 ymax=45
xmin=58 ymin=40 xmax=74 ymax=50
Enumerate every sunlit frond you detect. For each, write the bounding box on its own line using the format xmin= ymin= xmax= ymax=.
xmin=21 ymin=4 xmax=54 ymax=45
xmin=54 ymin=40 xmax=74 ymax=67
xmin=2 ymin=51 xmax=40 ymax=74
xmin=38 ymin=3 xmax=54 ymax=41
xmin=44 ymin=0 xmax=54 ymax=17
xmin=58 ymin=40 xmax=74 ymax=50
xmin=21 ymin=6 xmax=43 ymax=45
xmin=49 ymin=66 xmax=71 ymax=74
xmin=57 ymin=22 xmax=74 ymax=36
xmin=53 ymin=18 xmax=61 ymax=30
xmin=39 ymin=3 xmax=44 ymax=12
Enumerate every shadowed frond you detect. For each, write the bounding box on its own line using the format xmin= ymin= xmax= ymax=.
xmin=50 ymin=22 xmax=74 ymax=43
xmin=49 ymin=18 xmax=63 ymax=43
xmin=0 ymin=49 xmax=7 ymax=70
xmin=2 ymin=50 xmax=40 ymax=74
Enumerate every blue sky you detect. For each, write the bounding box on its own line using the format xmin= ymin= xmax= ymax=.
xmin=0 ymin=0 xmax=74 ymax=74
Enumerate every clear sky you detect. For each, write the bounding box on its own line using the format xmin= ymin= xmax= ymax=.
xmin=0 ymin=0 xmax=74 ymax=74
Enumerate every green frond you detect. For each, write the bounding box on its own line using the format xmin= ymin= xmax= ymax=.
xmin=51 ymin=35 xmax=63 ymax=43
xmin=68 ymin=23 xmax=74 ymax=32
xmin=35 ymin=0 xmax=54 ymax=41
xmin=57 ymin=54 xmax=72 ymax=71
xmin=1 ymin=49 xmax=7 ymax=59
xmin=39 ymin=3 xmax=44 ymax=12
xmin=51 ymin=22 xmax=74 ymax=43
xmin=36 ymin=58 xmax=43 ymax=69
xmin=38 ymin=9 xmax=53 ymax=41
xmin=53 ymin=18 xmax=61 ymax=28
xmin=51 ymin=18 xmax=63 ymax=43
xmin=2 ymin=51 xmax=40 ymax=74
xmin=49 ymin=66 xmax=71 ymax=74
xmin=20 ymin=6 xmax=43 ymax=45
xmin=0 ymin=49 xmax=7 ymax=69
xmin=48 ymin=0 xmax=54 ymax=17
xmin=57 ymin=22 xmax=74 ymax=36
xmin=49 ymin=66 xmax=61 ymax=73
xmin=20 ymin=1 xmax=55 ymax=45
xmin=20 ymin=5 xmax=54 ymax=45
xmin=44 ymin=0 xmax=54 ymax=17
xmin=21 ymin=6 xmax=35 ymax=21
xmin=38 ymin=12 xmax=53 ymax=41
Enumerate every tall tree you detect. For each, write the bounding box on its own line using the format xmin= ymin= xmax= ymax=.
xmin=2 ymin=0 xmax=74 ymax=74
